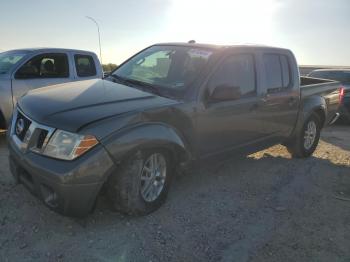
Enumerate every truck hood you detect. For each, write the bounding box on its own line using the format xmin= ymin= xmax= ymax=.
xmin=18 ymin=79 xmax=178 ymax=132
xmin=0 ymin=74 xmax=10 ymax=79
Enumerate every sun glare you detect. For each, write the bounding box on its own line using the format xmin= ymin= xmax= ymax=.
xmin=166 ymin=0 xmax=279 ymax=45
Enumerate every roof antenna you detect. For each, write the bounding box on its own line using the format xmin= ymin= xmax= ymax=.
xmin=188 ymin=40 xmax=196 ymax=44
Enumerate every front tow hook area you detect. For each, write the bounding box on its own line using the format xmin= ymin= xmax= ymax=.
xmin=40 ymin=184 xmax=59 ymax=208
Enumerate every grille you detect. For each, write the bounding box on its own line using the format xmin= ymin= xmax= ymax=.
xmin=11 ymin=108 xmax=55 ymax=153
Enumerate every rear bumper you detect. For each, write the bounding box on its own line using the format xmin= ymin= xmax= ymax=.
xmin=8 ymin=138 xmax=115 ymax=217
xmin=329 ymin=112 xmax=340 ymax=125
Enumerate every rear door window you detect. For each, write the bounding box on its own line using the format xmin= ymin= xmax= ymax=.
xmin=15 ymin=53 xmax=69 ymax=79
xmin=74 ymin=54 xmax=97 ymax=77
xmin=263 ymin=54 xmax=292 ymax=92
xmin=280 ymin=55 xmax=291 ymax=87
xmin=263 ymin=54 xmax=282 ymax=91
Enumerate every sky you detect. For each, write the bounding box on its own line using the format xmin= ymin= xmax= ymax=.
xmin=1 ymin=0 xmax=349 ymax=66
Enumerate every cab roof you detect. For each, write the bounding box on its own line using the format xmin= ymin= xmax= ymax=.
xmin=2 ymin=47 xmax=96 ymax=55
xmin=153 ymin=42 xmax=291 ymax=52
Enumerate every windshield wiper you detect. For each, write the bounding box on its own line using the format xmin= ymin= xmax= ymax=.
xmin=108 ymin=74 xmax=131 ymax=86
xmin=109 ymin=74 xmax=165 ymax=97
xmin=122 ymin=78 xmax=162 ymax=96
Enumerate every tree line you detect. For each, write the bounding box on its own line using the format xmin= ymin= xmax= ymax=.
xmin=102 ymin=63 xmax=118 ymax=73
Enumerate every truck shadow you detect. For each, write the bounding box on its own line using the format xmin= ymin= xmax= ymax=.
xmin=1 ymin=130 xmax=349 ymax=227
xmin=1 ymin=138 xmax=349 ymax=261
xmin=88 ymin=144 xmax=350 ymax=225
xmin=60 ymin=147 xmax=348 ymax=262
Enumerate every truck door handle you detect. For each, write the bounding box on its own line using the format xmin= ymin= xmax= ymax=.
xmin=260 ymin=97 xmax=267 ymax=103
xmin=260 ymin=94 xmax=270 ymax=103
xmin=250 ymin=103 xmax=259 ymax=112
xmin=288 ymin=97 xmax=296 ymax=106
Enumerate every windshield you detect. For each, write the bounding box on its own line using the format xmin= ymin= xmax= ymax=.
xmin=0 ymin=51 xmax=28 ymax=75
xmin=111 ymin=45 xmax=214 ymax=97
xmin=309 ymin=70 xmax=350 ymax=85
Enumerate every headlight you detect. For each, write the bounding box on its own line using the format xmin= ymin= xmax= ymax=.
xmin=42 ymin=130 xmax=99 ymax=160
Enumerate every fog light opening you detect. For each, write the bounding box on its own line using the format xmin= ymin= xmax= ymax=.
xmin=40 ymin=184 xmax=58 ymax=208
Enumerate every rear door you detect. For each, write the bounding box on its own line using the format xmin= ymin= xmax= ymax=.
xmin=259 ymin=53 xmax=300 ymax=137
xmin=12 ymin=53 xmax=71 ymax=104
xmin=196 ymin=53 xmax=267 ymax=156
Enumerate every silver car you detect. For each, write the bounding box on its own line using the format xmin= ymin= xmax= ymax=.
xmin=0 ymin=48 xmax=102 ymax=129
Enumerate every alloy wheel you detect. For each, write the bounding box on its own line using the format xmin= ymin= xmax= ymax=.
xmin=140 ymin=153 xmax=167 ymax=202
xmin=304 ymin=120 xmax=317 ymax=150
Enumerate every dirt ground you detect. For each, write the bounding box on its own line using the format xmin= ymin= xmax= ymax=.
xmin=0 ymin=125 xmax=349 ymax=262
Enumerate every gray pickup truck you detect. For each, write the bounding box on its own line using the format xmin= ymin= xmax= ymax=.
xmin=0 ymin=48 xmax=102 ymax=129
xmin=7 ymin=43 xmax=341 ymax=217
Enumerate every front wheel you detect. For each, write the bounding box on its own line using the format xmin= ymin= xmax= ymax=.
xmin=106 ymin=149 xmax=174 ymax=216
xmin=0 ymin=111 xmax=6 ymax=130
xmin=287 ymin=113 xmax=321 ymax=158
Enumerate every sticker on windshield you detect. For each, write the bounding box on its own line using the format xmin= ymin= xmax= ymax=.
xmin=188 ymin=49 xmax=212 ymax=59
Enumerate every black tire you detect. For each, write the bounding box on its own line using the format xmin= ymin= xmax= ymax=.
xmin=106 ymin=149 xmax=174 ymax=216
xmin=287 ymin=113 xmax=321 ymax=158
xmin=0 ymin=111 xmax=6 ymax=130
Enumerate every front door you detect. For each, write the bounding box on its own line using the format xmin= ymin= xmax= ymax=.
xmin=11 ymin=53 xmax=71 ymax=105
xmin=196 ymin=53 xmax=266 ymax=157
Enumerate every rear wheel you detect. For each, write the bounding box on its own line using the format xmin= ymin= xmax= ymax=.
xmin=287 ymin=113 xmax=321 ymax=158
xmin=107 ymin=149 xmax=174 ymax=215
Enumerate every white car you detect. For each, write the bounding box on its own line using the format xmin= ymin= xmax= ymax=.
xmin=0 ymin=48 xmax=103 ymax=129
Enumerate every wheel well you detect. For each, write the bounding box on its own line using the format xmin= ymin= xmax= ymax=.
xmin=137 ymin=146 xmax=181 ymax=165
xmin=98 ymin=145 xmax=181 ymax=197
xmin=120 ymin=143 xmax=190 ymax=166
xmin=313 ymin=108 xmax=326 ymax=127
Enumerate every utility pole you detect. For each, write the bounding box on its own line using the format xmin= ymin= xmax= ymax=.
xmin=85 ymin=16 xmax=103 ymax=64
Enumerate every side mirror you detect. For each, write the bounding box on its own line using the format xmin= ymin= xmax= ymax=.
xmin=210 ymin=85 xmax=241 ymax=102
xmin=15 ymin=65 xmax=38 ymax=79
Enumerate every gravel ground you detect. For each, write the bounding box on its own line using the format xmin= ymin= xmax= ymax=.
xmin=0 ymin=126 xmax=349 ymax=262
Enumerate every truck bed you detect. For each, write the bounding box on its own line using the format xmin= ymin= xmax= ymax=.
xmin=300 ymin=76 xmax=340 ymax=125
xmin=300 ymin=76 xmax=340 ymax=97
